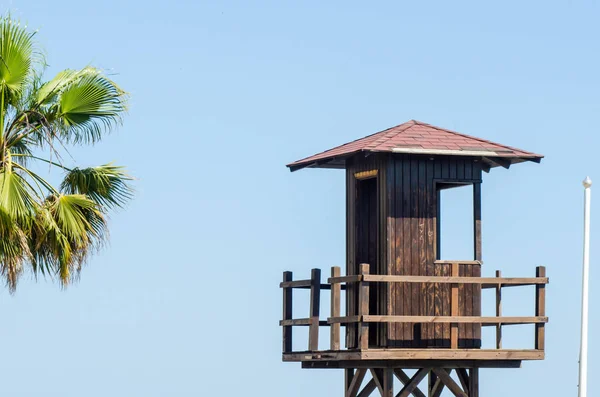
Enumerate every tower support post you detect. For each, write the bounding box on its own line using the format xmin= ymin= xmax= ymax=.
xmin=343 ymin=366 xmax=479 ymax=397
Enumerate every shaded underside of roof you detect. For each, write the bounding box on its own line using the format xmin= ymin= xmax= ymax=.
xmin=287 ymin=120 xmax=543 ymax=172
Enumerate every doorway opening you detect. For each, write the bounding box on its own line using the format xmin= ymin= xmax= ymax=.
xmin=355 ymin=175 xmax=379 ymax=346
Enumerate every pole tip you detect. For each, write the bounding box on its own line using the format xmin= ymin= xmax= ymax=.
xmin=583 ymin=176 xmax=592 ymax=188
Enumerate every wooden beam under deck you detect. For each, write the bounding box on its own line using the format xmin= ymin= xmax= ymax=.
xmin=301 ymin=360 xmax=522 ymax=369
xmin=284 ymin=348 xmax=543 ymax=363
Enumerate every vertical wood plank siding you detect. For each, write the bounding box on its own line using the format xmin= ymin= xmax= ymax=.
xmin=346 ymin=153 xmax=483 ymax=348
xmin=346 ymin=154 xmax=388 ymax=348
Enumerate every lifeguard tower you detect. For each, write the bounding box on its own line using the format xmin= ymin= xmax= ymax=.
xmin=280 ymin=120 xmax=548 ymax=396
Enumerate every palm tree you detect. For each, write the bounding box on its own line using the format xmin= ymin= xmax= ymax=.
xmin=0 ymin=16 xmax=132 ymax=291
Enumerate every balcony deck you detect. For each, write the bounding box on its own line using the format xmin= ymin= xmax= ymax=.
xmin=284 ymin=348 xmax=544 ymax=369
xmin=280 ymin=263 xmax=548 ymax=370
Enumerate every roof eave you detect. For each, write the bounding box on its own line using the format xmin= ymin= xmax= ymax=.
xmin=287 ymin=154 xmax=354 ymax=172
xmin=287 ymin=149 xmax=543 ymax=172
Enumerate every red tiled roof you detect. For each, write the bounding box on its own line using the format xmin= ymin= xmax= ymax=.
xmin=287 ymin=120 xmax=543 ymax=171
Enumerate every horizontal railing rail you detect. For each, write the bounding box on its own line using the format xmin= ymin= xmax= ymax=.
xmin=280 ymin=280 xmax=347 ymax=290
xmin=329 ymin=274 xmax=548 ymax=288
xmin=280 ymin=263 xmax=548 ymax=354
xmin=328 ymin=316 xmax=548 ymax=325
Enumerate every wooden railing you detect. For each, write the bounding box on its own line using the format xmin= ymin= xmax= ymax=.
xmin=280 ymin=264 xmax=548 ymax=353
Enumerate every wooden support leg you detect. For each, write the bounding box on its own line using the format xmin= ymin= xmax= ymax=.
xmin=382 ymin=369 xmax=394 ymax=397
xmin=348 ymin=367 xmax=475 ymax=397
xmin=469 ymin=368 xmax=479 ymax=397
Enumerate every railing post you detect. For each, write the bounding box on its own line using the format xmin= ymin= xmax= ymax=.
xmin=496 ymin=270 xmax=502 ymax=349
xmin=358 ymin=263 xmax=370 ymax=350
xmin=330 ymin=266 xmax=341 ymax=351
xmin=282 ymin=271 xmax=293 ymax=353
xmin=308 ymin=268 xmax=321 ymax=351
xmin=535 ymin=266 xmax=546 ymax=351
xmin=451 ymin=262 xmax=459 ymax=349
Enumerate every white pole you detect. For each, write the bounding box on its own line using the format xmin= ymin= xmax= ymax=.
xmin=579 ymin=176 xmax=592 ymax=397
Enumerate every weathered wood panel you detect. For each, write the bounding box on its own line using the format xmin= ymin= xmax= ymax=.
xmin=383 ymin=155 xmax=483 ymax=348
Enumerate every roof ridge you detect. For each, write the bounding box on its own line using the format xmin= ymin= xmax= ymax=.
xmin=364 ymin=121 xmax=416 ymax=149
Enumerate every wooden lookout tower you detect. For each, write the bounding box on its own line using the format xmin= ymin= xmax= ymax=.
xmin=280 ymin=120 xmax=548 ymax=396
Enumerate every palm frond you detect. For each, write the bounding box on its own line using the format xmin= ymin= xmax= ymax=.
xmin=0 ymin=17 xmax=36 ymax=105
xmin=0 ymin=157 xmax=37 ymax=224
xmin=39 ymin=67 xmax=128 ymax=144
xmin=30 ymin=194 xmax=107 ymax=286
xmin=60 ymin=164 xmax=133 ymax=210
xmin=35 ymin=67 xmax=96 ymax=105
xmin=0 ymin=206 xmax=29 ymax=291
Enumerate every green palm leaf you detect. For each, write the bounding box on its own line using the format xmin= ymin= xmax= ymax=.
xmin=0 ymin=159 xmax=37 ymax=224
xmin=54 ymin=68 xmax=127 ymax=144
xmin=36 ymin=67 xmax=100 ymax=105
xmin=0 ymin=17 xmax=35 ymax=100
xmin=31 ymin=194 xmax=107 ymax=285
xmin=0 ymin=153 xmax=35 ymax=291
xmin=60 ymin=164 xmax=133 ymax=209
xmin=35 ymin=69 xmax=78 ymax=105
xmin=0 ymin=206 xmax=29 ymax=291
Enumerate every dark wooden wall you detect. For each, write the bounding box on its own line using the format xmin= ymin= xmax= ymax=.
xmin=346 ymin=153 xmax=483 ymax=349
xmin=346 ymin=154 xmax=389 ymax=348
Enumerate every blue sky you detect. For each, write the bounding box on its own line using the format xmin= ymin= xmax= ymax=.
xmin=1 ymin=0 xmax=598 ymax=395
